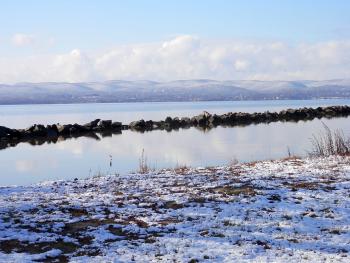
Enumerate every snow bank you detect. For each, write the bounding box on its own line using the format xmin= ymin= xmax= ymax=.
xmin=0 ymin=156 xmax=349 ymax=262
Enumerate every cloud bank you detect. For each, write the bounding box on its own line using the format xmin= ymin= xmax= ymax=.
xmin=1 ymin=35 xmax=350 ymax=83
xmin=11 ymin=33 xmax=35 ymax=47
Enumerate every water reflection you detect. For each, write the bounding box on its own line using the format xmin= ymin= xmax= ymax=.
xmin=0 ymin=116 xmax=349 ymax=186
xmin=1 ymin=113 xmax=347 ymax=152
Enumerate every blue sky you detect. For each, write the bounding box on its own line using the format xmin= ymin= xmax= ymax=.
xmin=0 ymin=1 xmax=349 ymax=83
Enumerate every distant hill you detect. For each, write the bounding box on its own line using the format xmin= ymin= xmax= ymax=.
xmin=0 ymin=79 xmax=350 ymax=104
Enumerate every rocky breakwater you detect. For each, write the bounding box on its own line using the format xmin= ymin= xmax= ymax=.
xmin=0 ymin=119 xmax=124 ymax=150
xmin=1 ymin=105 xmax=350 ymax=150
xmin=128 ymin=105 xmax=350 ymax=132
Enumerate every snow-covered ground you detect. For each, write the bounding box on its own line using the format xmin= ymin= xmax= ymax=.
xmin=0 ymin=156 xmax=349 ymax=262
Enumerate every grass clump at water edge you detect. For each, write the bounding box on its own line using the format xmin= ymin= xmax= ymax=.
xmin=309 ymin=123 xmax=350 ymax=157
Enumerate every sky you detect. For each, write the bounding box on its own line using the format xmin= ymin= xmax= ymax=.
xmin=0 ymin=0 xmax=350 ymax=83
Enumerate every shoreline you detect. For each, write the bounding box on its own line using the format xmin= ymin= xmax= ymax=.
xmin=1 ymin=104 xmax=350 ymax=151
xmin=0 ymin=97 xmax=348 ymax=106
xmin=0 ymin=155 xmax=349 ymax=261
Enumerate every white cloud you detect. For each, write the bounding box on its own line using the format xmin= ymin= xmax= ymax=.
xmin=234 ymin=59 xmax=249 ymax=71
xmin=1 ymin=35 xmax=350 ymax=83
xmin=12 ymin=33 xmax=35 ymax=46
xmin=50 ymin=49 xmax=99 ymax=82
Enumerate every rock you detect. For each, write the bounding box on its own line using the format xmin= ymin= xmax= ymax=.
xmin=235 ymin=112 xmax=251 ymax=122
xmin=162 ymin=116 xmax=181 ymax=129
xmin=98 ymin=120 xmax=112 ymax=129
xmin=73 ymin=124 xmax=90 ymax=134
xmin=286 ymin=109 xmax=296 ymax=115
xmin=57 ymin=124 xmax=72 ymax=135
xmin=0 ymin=126 xmax=15 ymax=138
xmin=296 ymin=109 xmax=308 ymax=118
xmin=180 ymin=117 xmax=191 ymax=126
xmin=202 ymin=111 xmax=211 ymax=118
xmin=250 ymin=112 xmax=260 ymax=121
xmin=152 ymin=121 xmax=162 ymax=129
xmin=69 ymin=125 xmax=79 ymax=134
xmin=171 ymin=117 xmax=181 ymax=127
xmin=165 ymin=116 xmax=173 ymax=123
xmin=208 ymin=114 xmax=222 ymax=125
xmin=46 ymin=124 xmax=58 ymax=137
xmin=145 ymin=120 xmax=154 ymax=129
xmin=26 ymin=124 xmax=47 ymax=137
xmin=84 ymin=119 xmax=100 ymax=130
xmin=129 ymin=120 xmax=146 ymax=130
xmin=191 ymin=111 xmax=212 ymax=126
xmin=324 ymin=108 xmax=336 ymax=117
xmin=111 ymin=122 xmax=122 ymax=130
xmin=220 ymin=113 xmax=231 ymax=124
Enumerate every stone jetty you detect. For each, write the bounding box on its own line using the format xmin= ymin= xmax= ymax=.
xmin=1 ymin=105 xmax=350 ymax=150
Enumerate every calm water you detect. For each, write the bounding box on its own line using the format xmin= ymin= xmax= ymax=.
xmin=0 ymin=99 xmax=350 ymax=186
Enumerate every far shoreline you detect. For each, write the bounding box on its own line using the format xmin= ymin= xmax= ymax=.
xmin=0 ymin=97 xmax=349 ymax=107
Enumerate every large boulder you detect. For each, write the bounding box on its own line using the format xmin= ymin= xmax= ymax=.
xmin=57 ymin=124 xmax=72 ymax=135
xmin=151 ymin=121 xmax=163 ymax=129
xmin=172 ymin=117 xmax=181 ymax=127
xmin=278 ymin=109 xmax=297 ymax=119
xmin=191 ymin=111 xmax=212 ymax=126
xmin=72 ymin=124 xmax=90 ymax=134
xmin=202 ymin=111 xmax=211 ymax=118
xmin=46 ymin=124 xmax=58 ymax=137
xmin=219 ymin=113 xmax=231 ymax=124
xmin=180 ymin=117 xmax=191 ymax=126
xmin=165 ymin=116 xmax=173 ymax=123
xmin=144 ymin=120 xmax=154 ymax=130
xmin=25 ymin=124 xmax=47 ymax=137
xmin=84 ymin=119 xmax=101 ymax=130
xmin=129 ymin=119 xmax=146 ymax=130
xmin=323 ymin=108 xmax=336 ymax=117
xmin=0 ymin=126 xmax=15 ymax=138
xmin=235 ymin=112 xmax=251 ymax=122
xmin=163 ymin=116 xmax=181 ymax=129
xmin=208 ymin=114 xmax=222 ymax=126
xmin=98 ymin=120 xmax=112 ymax=129
xmin=111 ymin=122 xmax=122 ymax=130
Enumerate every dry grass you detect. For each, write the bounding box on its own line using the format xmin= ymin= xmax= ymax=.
xmin=228 ymin=157 xmax=239 ymax=166
xmin=173 ymin=163 xmax=190 ymax=174
xmin=212 ymin=185 xmax=256 ymax=196
xmin=281 ymin=156 xmax=301 ymax=161
xmin=138 ymin=148 xmax=151 ymax=174
xmin=309 ymin=123 xmax=350 ymax=157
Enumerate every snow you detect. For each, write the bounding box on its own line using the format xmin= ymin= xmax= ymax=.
xmin=0 ymin=156 xmax=349 ymax=262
